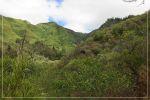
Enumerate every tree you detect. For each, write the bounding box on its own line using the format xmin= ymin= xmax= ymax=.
xmin=16 ymin=30 xmax=27 ymax=59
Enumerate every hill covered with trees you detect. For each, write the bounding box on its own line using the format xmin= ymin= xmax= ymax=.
xmin=53 ymin=12 xmax=149 ymax=97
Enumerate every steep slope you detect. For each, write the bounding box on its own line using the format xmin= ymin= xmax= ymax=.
xmin=50 ymin=11 xmax=149 ymax=97
xmin=36 ymin=22 xmax=85 ymax=53
xmin=0 ymin=16 xmax=85 ymax=59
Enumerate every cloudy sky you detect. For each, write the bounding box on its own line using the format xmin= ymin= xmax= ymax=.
xmin=0 ymin=0 xmax=149 ymax=33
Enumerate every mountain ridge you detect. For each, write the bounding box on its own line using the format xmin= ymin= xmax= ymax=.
xmin=0 ymin=15 xmax=86 ymax=59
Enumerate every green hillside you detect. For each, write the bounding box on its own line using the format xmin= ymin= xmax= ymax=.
xmin=50 ymin=11 xmax=149 ymax=97
xmin=0 ymin=16 xmax=85 ymax=59
xmin=0 ymin=11 xmax=149 ymax=98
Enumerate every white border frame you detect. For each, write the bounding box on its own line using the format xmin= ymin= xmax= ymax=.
xmin=1 ymin=11 xmax=149 ymax=99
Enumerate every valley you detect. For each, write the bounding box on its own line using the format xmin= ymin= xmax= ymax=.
xmin=0 ymin=11 xmax=149 ymax=98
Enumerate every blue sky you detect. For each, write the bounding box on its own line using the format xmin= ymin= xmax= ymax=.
xmin=0 ymin=0 xmax=149 ymax=33
xmin=48 ymin=0 xmax=67 ymax=26
xmin=55 ymin=0 xmax=64 ymax=6
xmin=47 ymin=0 xmax=63 ymax=6
xmin=48 ymin=16 xmax=67 ymax=26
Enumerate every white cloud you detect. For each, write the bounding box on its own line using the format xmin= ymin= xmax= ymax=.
xmin=0 ymin=0 xmax=149 ymax=33
xmin=0 ymin=0 xmax=51 ymax=24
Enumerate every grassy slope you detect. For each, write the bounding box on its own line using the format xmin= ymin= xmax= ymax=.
xmin=0 ymin=16 xmax=85 ymax=53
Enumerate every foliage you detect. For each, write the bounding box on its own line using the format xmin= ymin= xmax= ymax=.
xmin=3 ymin=56 xmax=40 ymax=96
xmin=54 ymin=11 xmax=148 ymax=97
xmin=100 ymin=17 xmax=122 ymax=28
xmin=52 ymin=57 xmax=133 ymax=96
xmin=33 ymin=41 xmax=62 ymax=60
xmin=0 ymin=11 xmax=149 ymax=97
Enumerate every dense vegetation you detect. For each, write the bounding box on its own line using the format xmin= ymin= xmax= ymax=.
xmin=50 ymin=12 xmax=149 ymax=97
xmin=0 ymin=16 xmax=85 ymax=97
xmin=0 ymin=11 xmax=149 ymax=98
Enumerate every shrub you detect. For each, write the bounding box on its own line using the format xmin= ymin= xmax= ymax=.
xmin=3 ymin=56 xmax=41 ymax=97
xmin=52 ymin=57 xmax=133 ymax=96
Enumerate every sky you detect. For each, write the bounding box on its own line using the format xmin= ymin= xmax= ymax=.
xmin=0 ymin=0 xmax=149 ymax=33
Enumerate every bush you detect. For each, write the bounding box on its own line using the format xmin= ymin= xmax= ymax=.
xmin=52 ymin=57 xmax=133 ymax=96
xmin=33 ymin=41 xmax=62 ymax=60
xmin=3 ymin=56 xmax=41 ymax=97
